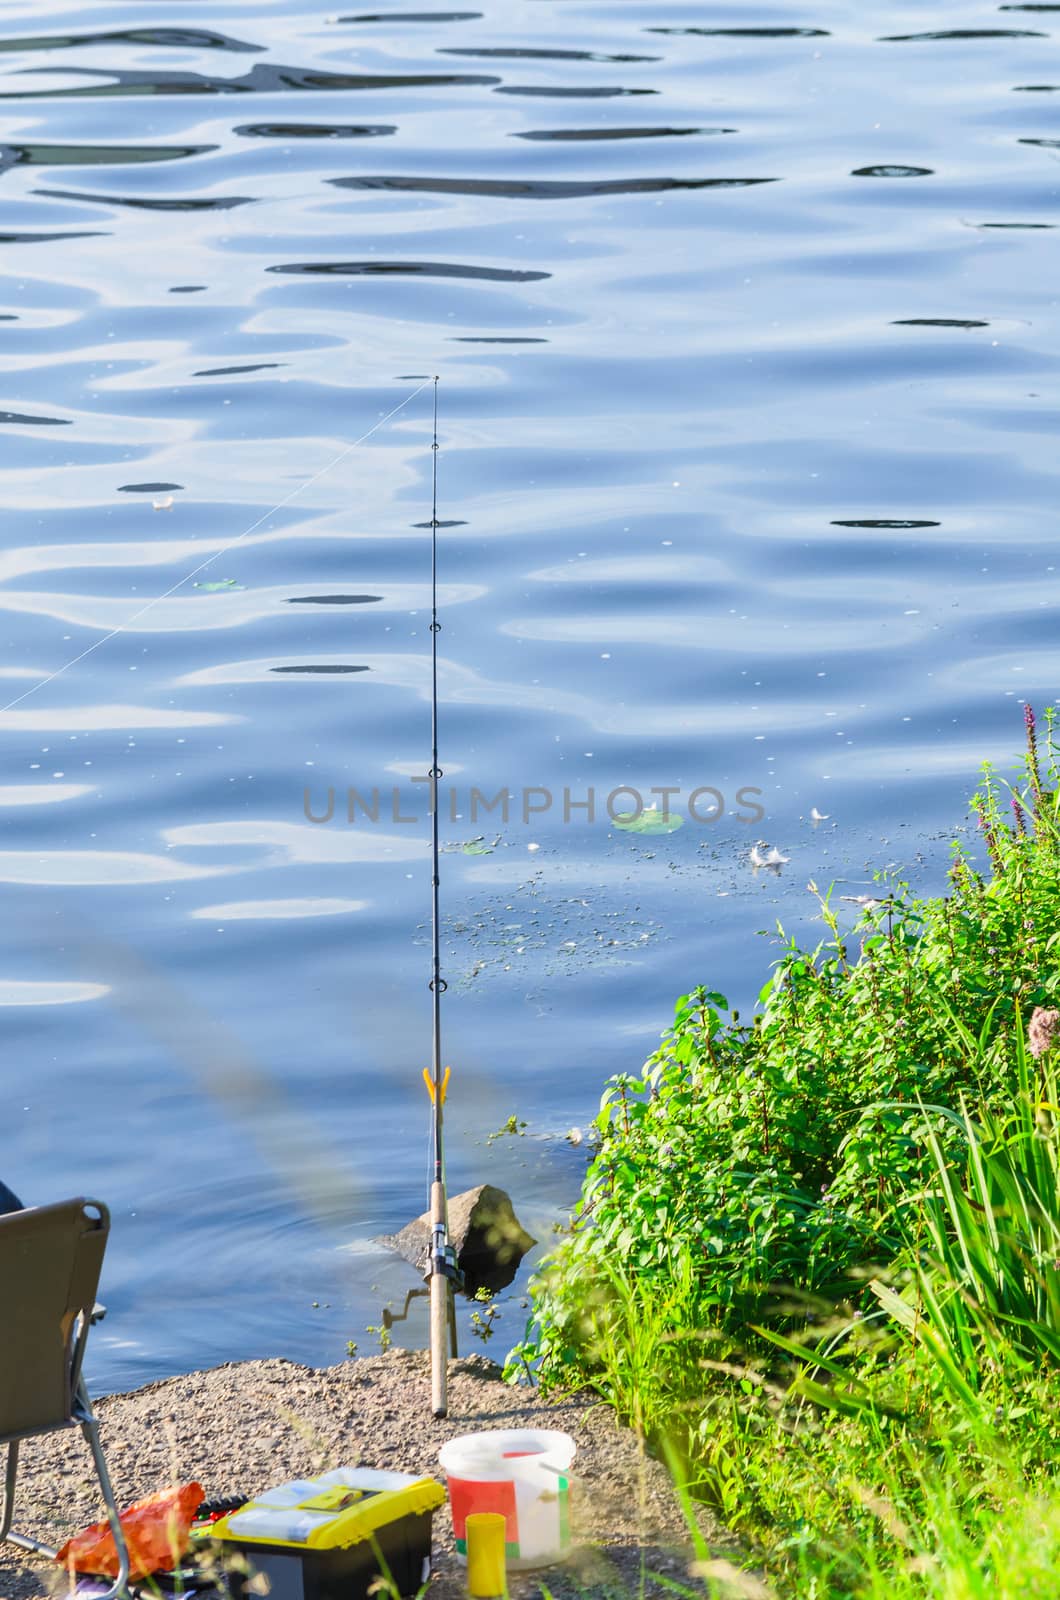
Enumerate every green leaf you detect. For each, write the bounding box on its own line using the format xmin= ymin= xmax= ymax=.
xmin=613 ymin=808 xmax=684 ymax=835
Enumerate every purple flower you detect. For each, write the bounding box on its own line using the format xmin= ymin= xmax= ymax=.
xmin=1025 ymin=703 xmax=1044 ymax=809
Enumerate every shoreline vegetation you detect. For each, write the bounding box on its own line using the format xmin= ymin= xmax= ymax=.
xmin=510 ymin=708 xmax=1060 ymax=1598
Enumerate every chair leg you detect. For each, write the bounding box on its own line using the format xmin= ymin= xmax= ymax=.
xmin=79 ymin=1415 xmax=132 ymax=1600
xmin=1 ymin=1441 xmax=60 ymax=1559
xmin=0 ymin=1442 xmax=17 ymax=1542
xmin=2 ymin=1402 xmax=132 ymax=1595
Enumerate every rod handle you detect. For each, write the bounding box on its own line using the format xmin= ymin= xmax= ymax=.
xmin=430 ymin=1271 xmax=450 ymax=1419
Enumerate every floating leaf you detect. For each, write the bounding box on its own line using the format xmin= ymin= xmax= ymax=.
xmin=613 ymin=809 xmax=683 ymax=835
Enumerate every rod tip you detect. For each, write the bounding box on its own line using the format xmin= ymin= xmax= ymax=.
xmin=433 ymin=1405 xmax=448 ymax=1420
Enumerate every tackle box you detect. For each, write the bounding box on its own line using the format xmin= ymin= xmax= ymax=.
xmin=193 ymin=1468 xmax=446 ymax=1600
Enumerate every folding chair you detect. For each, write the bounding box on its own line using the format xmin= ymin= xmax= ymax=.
xmin=0 ymin=1197 xmax=131 ymax=1597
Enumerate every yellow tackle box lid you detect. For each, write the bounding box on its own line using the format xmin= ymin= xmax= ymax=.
xmin=200 ymin=1468 xmax=446 ymax=1552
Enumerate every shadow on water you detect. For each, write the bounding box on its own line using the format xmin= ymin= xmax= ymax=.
xmin=329 ymin=174 xmax=776 ymax=198
xmin=193 ymin=363 xmax=285 ymax=377
xmin=0 ymin=229 xmax=105 ymax=243
xmin=33 ymin=187 xmax=255 ymax=210
xmin=494 ymin=84 xmax=657 ymax=97
xmin=647 ymin=26 xmax=830 ymax=36
xmin=338 ymin=10 xmax=483 ymax=20
xmin=437 ymin=47 xmax=660 ymax=61
xmin=286 ymin=595 xmax=383 ymax=606
xmin=852 ymin=165 xmax=934 ymax=177
xmin=0 ymin=410 xmax=70 ymax=426
xmin=512 ymin=125 xmax=720 ymax=141
xmin=879 ymin=27 xmax=1047 ymax=39
xmin=0 ymin=64 xmax=501 ymax=99
xmin=0 ymin=27 xmax=263 ymax=54
xmin=234 ymin=122 xmax=396 ymax=139
xmin=118 ymin=482 xmax=185 ymax=493
xmin=892 ymin=319 xmax=990 ymax=328
xmin=266 ymin=259 xmax=551 ymax=280
xmin=0 ymin=141 xmax=216 ymax=169
xmin=271 ymin=665 xmax=371 ymax=675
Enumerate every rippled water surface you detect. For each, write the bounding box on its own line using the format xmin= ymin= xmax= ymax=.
xmin=0 ymin=0 xmax=1057 ymax=1390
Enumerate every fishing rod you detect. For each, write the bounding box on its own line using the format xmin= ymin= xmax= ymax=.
xmin=423 ymin=376 xmax=459 ymax=1419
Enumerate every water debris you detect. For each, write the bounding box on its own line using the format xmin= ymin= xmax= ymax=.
xmin=840 ymin=895 xmax=892 ymax=910
xmin=444 ymin=878 xmax=667 ymax=986
xmin=810 ymin=807 xmax=831 ymax=822
xmin=194 ymin=578 xmax=244 ymax=592
xmin=750 ymin=841 xmax=789 ymax=868
xmin=565 ymin=1127 xmax=584 ymax=1147
xmin=442 ymin=834 xmax=501 ymax=855
xmin=152 ymin=495 xmax=174 ymax=511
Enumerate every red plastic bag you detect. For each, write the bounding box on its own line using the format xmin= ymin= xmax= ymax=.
xmin=57 ymin=1482 xmax=205 ymax=1580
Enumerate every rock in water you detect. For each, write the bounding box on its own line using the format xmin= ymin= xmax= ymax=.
xmin=384 ymin=1184 xmax=536 ymax=1295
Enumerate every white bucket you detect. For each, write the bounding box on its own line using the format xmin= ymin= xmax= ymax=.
xmin=439 ymin=1428 xmax=576 ymax=1571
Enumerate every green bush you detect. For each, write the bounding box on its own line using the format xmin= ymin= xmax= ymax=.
xmin=510 ymin=710 xmax=1060 ymax=1394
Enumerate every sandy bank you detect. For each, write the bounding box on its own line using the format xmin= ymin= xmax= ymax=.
xmin=3 ymin=1350 xmax=736 ymax=1599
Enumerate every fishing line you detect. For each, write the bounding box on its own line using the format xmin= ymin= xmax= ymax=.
xmin=0 ymin=377 xmax=433 ymax=717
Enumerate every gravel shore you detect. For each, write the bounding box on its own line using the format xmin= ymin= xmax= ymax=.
xmin=2 ymin=1350 xmax=738 ymax=1599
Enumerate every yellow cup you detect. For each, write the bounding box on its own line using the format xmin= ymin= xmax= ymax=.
xmin=466 ymin=1510 xmax=507 ymax=1598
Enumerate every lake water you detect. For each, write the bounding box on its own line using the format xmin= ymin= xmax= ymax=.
xmin=0 ymin=0 xmax=1056 ymax=1392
